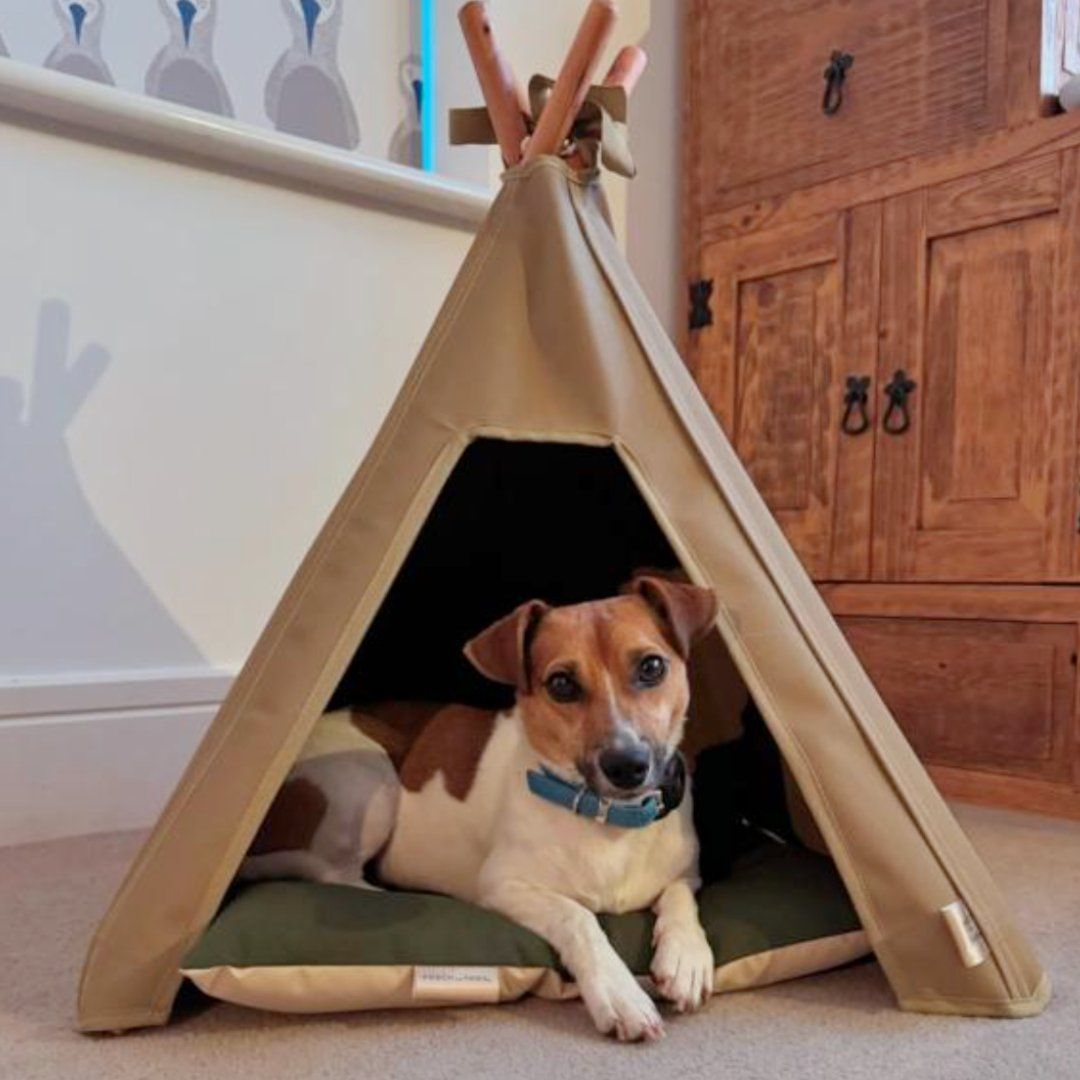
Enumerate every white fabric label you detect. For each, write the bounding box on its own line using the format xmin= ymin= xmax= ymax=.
xmin=413 ymin=966 xmax=502 ymax=1004
xmin=941 ymin=900 xmax=989 ymax=968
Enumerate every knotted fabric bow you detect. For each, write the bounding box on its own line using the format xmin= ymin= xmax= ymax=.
xmin=449 ymin=73 xmax=635 ymax=178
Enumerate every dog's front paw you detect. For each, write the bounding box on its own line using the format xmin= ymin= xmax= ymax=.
xmin=650 ymin=924 xmax=714 ymax=1014
xmin=580 ymin=965 xmax=665 ymax=1042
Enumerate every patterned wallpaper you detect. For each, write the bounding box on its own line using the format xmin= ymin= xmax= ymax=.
xmin=0 ymin=1 xmax=423 ymax=166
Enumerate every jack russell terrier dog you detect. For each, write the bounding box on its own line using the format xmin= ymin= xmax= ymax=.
xmin=243 ymin=574 xmax=718 ymax=1041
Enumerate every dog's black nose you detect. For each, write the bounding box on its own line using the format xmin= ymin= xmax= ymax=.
xmin=598 ymin=743 xmax=651 ymax=790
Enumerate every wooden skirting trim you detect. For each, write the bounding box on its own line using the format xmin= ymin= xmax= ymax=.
xmin=930 ymin=764 xmax=1080 ymax=821
xmin=818 ymin=582 xmax=1080 ymax=622
xmin=0 ymin=62 xmax=491 ymax=230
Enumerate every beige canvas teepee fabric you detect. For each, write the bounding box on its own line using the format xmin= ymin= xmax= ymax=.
xmin=77 ymin=158 xmax=1048 ymax=1033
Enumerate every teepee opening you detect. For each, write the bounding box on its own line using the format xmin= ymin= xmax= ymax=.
xmin=329 ymin=437 xmax=683 ymax=713
xmin=174 ymin=436 xmax=872 ymax=1017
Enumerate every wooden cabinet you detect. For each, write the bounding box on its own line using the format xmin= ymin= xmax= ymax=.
xmin=686 ymin=3 xmax=1080 ymax=817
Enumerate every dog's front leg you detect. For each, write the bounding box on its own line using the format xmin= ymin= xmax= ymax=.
xmin=480 ymin=879 xmax=665 ymax=1041
xmin=650 ymin=878 xmax=714 ymax=1012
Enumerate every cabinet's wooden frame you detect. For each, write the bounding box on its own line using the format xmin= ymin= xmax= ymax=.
xmin=698 ymin=107 xmax=1080 ymax=246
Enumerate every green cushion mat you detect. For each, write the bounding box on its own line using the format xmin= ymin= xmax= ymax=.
xmin=185 ymin=841 xmax=863 ymax=977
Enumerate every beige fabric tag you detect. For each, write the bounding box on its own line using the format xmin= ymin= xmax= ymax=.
xmin=412 ymin=966 xmax=501 ymax=1004
xmin=941 ymin=901 xmax=989 ymax=968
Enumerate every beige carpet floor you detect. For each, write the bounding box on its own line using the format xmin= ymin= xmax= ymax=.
xmin=1 ymin=803 xmax=1077 ymax=1080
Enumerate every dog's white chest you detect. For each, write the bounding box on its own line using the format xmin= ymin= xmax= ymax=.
xmin=494 ymin=791 xmax=695 ymax=913
xmin=473 ymin=723 xmax=698 ymax=914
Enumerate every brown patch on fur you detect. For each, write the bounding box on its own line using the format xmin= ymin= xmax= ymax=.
xmin=398 ymin=704 xmax=498 ymax=800
xmin=627 ymin=575 xmax=717 ymax=659
xmin=350 ymin=701 xmax=444 ymax=770
xmin=463 ymin=600 xmax=549 ymax=691
xmin=248 ymin=777 xmax=328 ymax=855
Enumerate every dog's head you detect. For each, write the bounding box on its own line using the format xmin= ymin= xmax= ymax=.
xmin=464 ymin=576 xmax=717 ymax=798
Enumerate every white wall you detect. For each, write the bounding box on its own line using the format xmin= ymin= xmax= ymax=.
xmin=0 ymin=123 xmax=472 ymax=676
xmin=0 ymin=110 xmax=475 ymax=844
xmin=626 ymin=0 xmax=683 ymax=342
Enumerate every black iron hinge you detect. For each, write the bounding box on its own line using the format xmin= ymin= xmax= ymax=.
xmin=688 ymin=278 xmax=714 ymax=331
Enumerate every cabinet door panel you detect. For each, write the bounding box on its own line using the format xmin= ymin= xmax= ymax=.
xmin=874 ymin=154 xmax=1080 ymax=581
xmin=693 ymin=206 xmax=880 ymax=580
xmin=839 ymin=614 xmax=1076 ymax=782
xmin=689 ymin=0 xmax=1009 ymax=211
xmin=733 ymin=264 xmax=835 ymax=518
xmin=921 ymin=214 xmax=1055 ymax=533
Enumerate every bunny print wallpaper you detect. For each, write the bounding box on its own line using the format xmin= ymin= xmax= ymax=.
xmin=0 ymin=1 xmax=425 ymax=164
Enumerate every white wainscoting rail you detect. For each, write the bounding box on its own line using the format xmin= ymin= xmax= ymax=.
xmin=0 ymin=60 xmax=492 ymax=230
xmin=0 ymin=669 xmax=234 ymax=847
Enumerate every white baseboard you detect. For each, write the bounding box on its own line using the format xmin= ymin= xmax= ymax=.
xmin=0 ymin=668 xmax=233 ymax=847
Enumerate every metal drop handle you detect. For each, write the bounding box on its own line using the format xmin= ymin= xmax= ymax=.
xmin=882 ymin=369 xmax=917 ymax=435
xmin=840 ymin=375 xmax=871 ymax=435
xmin=822 ymin=51 xmax=854 ymax=116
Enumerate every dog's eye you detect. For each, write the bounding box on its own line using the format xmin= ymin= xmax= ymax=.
xmin=636 ymin=654 xmax=667 ymax=687
xmin=545 ymin=671 xmax=582 ymax=704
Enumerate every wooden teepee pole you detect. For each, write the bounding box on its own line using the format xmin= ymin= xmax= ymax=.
xmin=458 ymin=2 xmax=530 ymax=166
xmin=523 ymin=0 xmax=618 ymax=162
xmin=602 ymin=44 xmax=647 ymax=94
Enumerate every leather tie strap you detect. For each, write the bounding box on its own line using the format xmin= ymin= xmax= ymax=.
xmin=449 ymin=73 xmax=635 ymax=178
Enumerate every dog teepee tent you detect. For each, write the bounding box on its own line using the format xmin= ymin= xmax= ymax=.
xmin=78 ymin=3 xmax=1048 ymax=1033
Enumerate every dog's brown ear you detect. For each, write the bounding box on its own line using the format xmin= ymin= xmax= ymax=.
xmin=463 ymin=600 xmax=550 ymax=692
xmin=629 ymin=575 xmax=717 ymax=658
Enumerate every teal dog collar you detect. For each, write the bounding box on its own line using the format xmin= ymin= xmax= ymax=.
xmin=526 ymin=766 xmax=666 ymax=829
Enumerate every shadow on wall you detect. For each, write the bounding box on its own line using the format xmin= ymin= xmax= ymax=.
xmin=0 ymin=299 xmax=205 ymax=674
